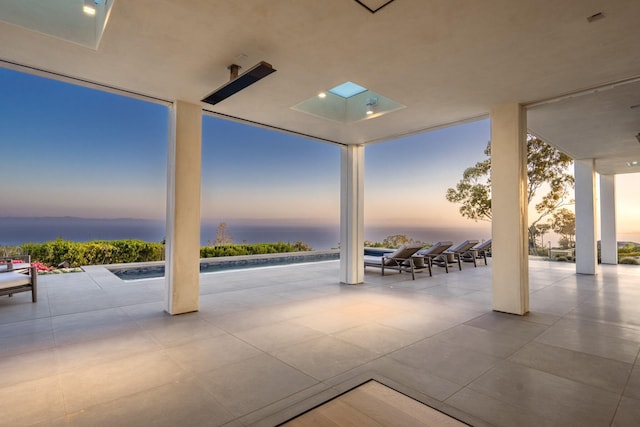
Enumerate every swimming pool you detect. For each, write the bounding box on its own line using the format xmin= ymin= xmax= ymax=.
xmin=109 ymin=250 xmax=340 ymax=280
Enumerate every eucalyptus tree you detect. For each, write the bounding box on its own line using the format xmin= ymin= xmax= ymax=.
xmin=446 ymin=136 xmax=574 ymax=253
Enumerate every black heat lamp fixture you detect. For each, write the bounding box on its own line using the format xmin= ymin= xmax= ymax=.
xmin=201 ymin=61 xmax=276 ymax=105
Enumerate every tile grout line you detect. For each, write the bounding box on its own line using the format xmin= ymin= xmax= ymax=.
xmin=610 ymin=346 xmax=640 ymax=425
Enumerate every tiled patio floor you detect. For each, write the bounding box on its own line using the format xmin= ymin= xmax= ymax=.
xmin=1 ymin=259 xmax=639 ymax=426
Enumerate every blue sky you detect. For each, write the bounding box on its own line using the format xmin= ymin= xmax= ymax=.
xmin=1 ymin=67 xmax=638 ymax=241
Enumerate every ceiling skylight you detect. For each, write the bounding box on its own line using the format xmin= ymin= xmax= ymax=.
xmin=328 ymin=82 xmax=368 ymax=98
xmin=292 ymin=81 xmax=405 ymax=124
xmin=0 ymin=0 xmax=115 ymax=49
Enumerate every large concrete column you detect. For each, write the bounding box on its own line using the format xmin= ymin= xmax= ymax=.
xmin=575 ymin=159 xmax=597 ymax=274
xmin=165 ymin=101 xmax=202 ymax=314
xmin=600 ymin=174 xmax=617 ymax=265
xmin=490 ymin=104 xmax=529 ymax=315
xmin=340 ymin=144 xmax=364 ymax=284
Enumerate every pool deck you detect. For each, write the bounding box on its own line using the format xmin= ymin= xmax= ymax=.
xmin=1 ymin=259 xmax=640 ymax=426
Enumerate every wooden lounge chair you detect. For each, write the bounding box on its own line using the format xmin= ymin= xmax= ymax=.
xmin=445 ymin=240 xmax=480 ymax=270
xmin=364 ymin=242 xmax=428 ymax=280
xmin=417 ymin=241 xmax=453 ymax=273
xmin=0 ymin=256 xmax=38 ymax=302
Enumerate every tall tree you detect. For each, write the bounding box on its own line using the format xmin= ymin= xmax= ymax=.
xmin=534 ymin=223 xmax=551 ymax=251
xmin=446 ymin=135 xmax=574 ymax=253
xmin=213 ymin=222 xmax=233 ymax=245
xmin=550 ymin=208 xmax=576 ymax=249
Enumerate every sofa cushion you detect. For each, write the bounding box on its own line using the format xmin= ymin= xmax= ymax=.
xmin=0 ymin=272 xmax=32 ymax=289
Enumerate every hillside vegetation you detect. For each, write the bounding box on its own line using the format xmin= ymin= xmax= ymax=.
xmin=2 ymin=239 xmax=313 ymax=268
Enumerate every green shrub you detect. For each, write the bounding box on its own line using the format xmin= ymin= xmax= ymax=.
xmin=619 ymin=257 xmax=640 ymax=265
xmin=200 ymin=242 xmax=310 ymax=258
xmin=22 ymin=239 xmax=85 ymax=267
xmin=20 ymin=239 xmax=312 ymax=267
xmin=21 ymin=239 xmax=164 ymax=267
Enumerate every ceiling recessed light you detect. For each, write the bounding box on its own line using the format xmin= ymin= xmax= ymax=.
xmin=83 ymin=0 xmax=97 ymax=15
xmin=365 ymin=98 xmax=377 ymax=115
xmin=318 ymin=92 xmax=326 ymax=98
xmin=627 ymin=161 xmax=639 ymax=167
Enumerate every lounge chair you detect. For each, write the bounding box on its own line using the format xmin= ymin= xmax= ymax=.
xmin=417 ymin=241 xmax=453 ymax=273
xmin=0 ymin=256 xmax=37 ymax=302
xmin=364 ymin=242 xmax=428 ymax=280
xmin=465 ymin=239 xmax=491 ymax=265
xmin=445 ymin=240 xmax=480 ymax=270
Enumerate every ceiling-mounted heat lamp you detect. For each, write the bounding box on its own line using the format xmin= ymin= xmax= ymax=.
xmin=201 ymin=61 xmax=276 ymax=105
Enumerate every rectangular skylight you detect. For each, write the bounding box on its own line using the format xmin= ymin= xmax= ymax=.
xmin=329 ymin=81 xmax=367 ymax=98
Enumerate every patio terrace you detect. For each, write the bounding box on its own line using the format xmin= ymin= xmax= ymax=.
xmin=1 ymin=259 xmax=639 ymax=426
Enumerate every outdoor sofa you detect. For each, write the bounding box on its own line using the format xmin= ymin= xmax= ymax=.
xmin=0 ymin=256 xmax=37 ymax=302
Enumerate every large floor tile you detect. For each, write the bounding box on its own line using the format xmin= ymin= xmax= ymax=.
xmin=164 ymin=332 xmax=263 ymax=374
xmin=0 ymin=375 xmax=66 ymax=426
xmin=468 ymin=361 xmax=620 ymax=427
xmin=388 ymin=338 xmax=501 ymax=385
xmin=333 ymin=323 xmax=422 ymax=355
xmin=63 ymin=376 xmax=235 ymax=427
xmin=612 ymin=396 xmax=640 ymax=427
xmin=366 ymin=356 xmax=463 ymax=401
xmin=58 ymin=350 xmax=189 ymax=413
xmin=0 ymin=295 xmax=52 ymax=324
xmin=431 ymin=324 xmax=535 ymax=358
xmin=376 ymin=311 xmax=459 ymax=338
xmin=273 ymin=335 xmax=378 ymax=380
xmin=557 ymin=315 xmax=640 ymax=343
xmin=54 ymin=329 xmax=162 ymax=372
xmin=509 ymin=341 xmax=632 ymax=394
xmin=623 ymin=363 xmax=640 ymax=400
xmin=464 ymin=311 xmax=548 ymax=338
xmin=136 ymin=313 xmax=227 ymax=347
xmin=293 ymin=311 xmax=366 ymax=334
xmin=234 ymin=320 xmax=325 ymax=352
xmin=0 ymin=321 xmax=55 ymax=357
xmin=51 ymin=307 xmax=134 ymax=346
xmin=445 ymin=386 xmax=551 ymax=427
xmin=0 ymin=348 xmax=59 ymax=387
xmin=535 ymin=323 xmax=640 ymax=363
xmin=204 ymin=306 xmax=289 ymax=333
xmin=197 ymin=353 xmax=318 ymax=417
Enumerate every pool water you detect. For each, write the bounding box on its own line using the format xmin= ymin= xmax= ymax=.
xmin=110 ymin=251 xmax=340 ymax=280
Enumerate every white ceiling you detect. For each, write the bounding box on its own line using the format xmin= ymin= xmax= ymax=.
xmin=0 ymin=0 xmax=639 ymax=174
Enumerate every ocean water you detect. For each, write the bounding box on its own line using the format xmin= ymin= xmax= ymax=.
xmin=0 ymin=217 xmax=166 ymax=246
xmin=0 ymin=217 xmax=498 ymax=250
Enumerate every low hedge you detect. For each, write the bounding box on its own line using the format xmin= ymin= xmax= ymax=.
xmin=200 ymin=241 xmax=312 ymax=258
xmin=18 ymin=239 xmax=313 ymax=267
xmin=21 ymin=239 xmax=164 ymax=267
